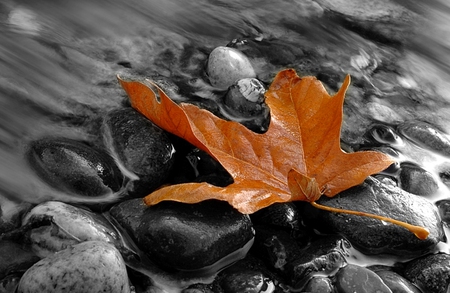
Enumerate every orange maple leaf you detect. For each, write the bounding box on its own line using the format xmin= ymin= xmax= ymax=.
xmin=118 ymin=69 xmax=428 ymax=239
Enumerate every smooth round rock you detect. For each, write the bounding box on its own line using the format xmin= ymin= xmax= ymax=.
xmin=27 ymin=137 xmax=123 ymax=197
xmin=398 ymin=121 xmax=450 ymax=157
xmin=300 ymin=177 xmax=444 ymax=256
xmin=335 ymin=264 xmax=392 ymax=293
xmin=104 ymin=108 xmax=175 ymax=197
xmin=375 ymin=270 xmax=421 ymax=293
xmin=17 ymin=241 xmax=130 ymax=293
xmin=399 ymin=162 xmax=438 ymax=196
xmin=135 ymin=200 xmax=254 ymax=272
xmin=404 ymin=253 xmax=450 ymax=293
xmin=23 ymin=201 xmax=121 ymax=258
xmin=301 ymin=277 xmax=333 ymax=293
xmin=206 ymin=46 xmax=256 ymax=90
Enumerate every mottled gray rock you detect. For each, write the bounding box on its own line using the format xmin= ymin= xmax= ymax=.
xmin=112 ymin=200 xmax=254 ymax=272
xmin=399 ymin=162 xmax=438 ymax=196
xmin=17 ymin=241 xmax=130 ymax=293
xmin=300 ymin=177 xmax=444 ymax=256
xmin=103 ymin=108 xmax=175 ymax=197
xmin=375 ymin=270 xmax=421 ymax=293
xmin=398 ymin=121 xmax=450 ymax=157
xmin=335 ymin=264 xmax=392 ymax=293
xmin=404 ymin=253 xmax=450 ymax=293
xmin=27 ymin=137 xmax=123 ymax=197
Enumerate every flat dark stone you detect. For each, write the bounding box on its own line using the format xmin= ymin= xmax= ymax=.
xmin=300 ymin=177 xmax=444 ymax=256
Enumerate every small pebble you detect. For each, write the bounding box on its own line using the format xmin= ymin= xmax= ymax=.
xmin=206 ymin=46 xmax=256 ymax=90
xmin=335 ymin=264 xmax=392 ymax=293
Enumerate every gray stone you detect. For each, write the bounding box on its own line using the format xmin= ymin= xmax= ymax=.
xmin=335 ymin=264 xmax=392 ymax=293
xmin=301 ymin=277 xmax=333 ymax=293
xmin=300 ymin=177 xmax=444 ymax=256
xmin=375 ymin=270 xmax=421 ymax=293
xmin=103 ymin=108 xmax=175 ymax=197
xmin=404 ymin=253 xmax=450 ymax=293
xmin=26 ymin=137 xmax=123 ymax=197
xmin=399 ymin=162 xmax=438 ymax=196
xmin=113 ymin=200 xmax=254 ymax=272
xmin=398 ymin=121 xmax=450 ymax=157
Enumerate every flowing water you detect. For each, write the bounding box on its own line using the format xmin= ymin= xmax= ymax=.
xmin=2 ymin=0 xmax=450 ymax=278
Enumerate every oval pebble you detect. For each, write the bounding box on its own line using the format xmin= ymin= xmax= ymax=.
xmin=17 ymin=241 xmax=130 ymax=293
xmin=206 ymin=46 xmax=256 ymax=90
xmin=375 ymin=270 xmax=421 ymax=293
xmin=27 ymin=137 xmax=123 ymax=197
xmin=335 ymin=264 xmax=392 ymax=293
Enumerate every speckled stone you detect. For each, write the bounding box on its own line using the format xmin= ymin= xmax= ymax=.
xmin=17 ymin=241 xmax=130 ymax=293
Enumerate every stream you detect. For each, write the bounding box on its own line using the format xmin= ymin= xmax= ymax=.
xmin=2 ymin=0 xmax=450 ymax=292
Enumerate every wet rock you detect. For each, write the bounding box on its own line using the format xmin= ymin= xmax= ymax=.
xmin=399 ymin=162 xmax=438 ymax=196
xmin=123 ymin=200 xmax=254 ymax=272
xmin=300 ymin=177 xmax=444 ymax=256
xmin=284 ymin=235 xmax=349 ymax=290
xmin=17 ymin=241 xmax=130 ymax=293
xmin=206 ymin=46 xmax=256 ymax=90
xmin=316 ymin=0 xmax=419 ymax=44
xmin=364 ymin=124 xmax=403 ymax=147
xmin=436 ymin=200 xmax=450 ymax=225
xmin=398 ymin=121 xmax=450 ymax=157
xmin=404 ymin=253 xmax=450 ymax=293
xmin=250 ymin=203 xmax=302 ymax=236
xmin=222 ymin=78 xmax=270 ymax=130
xmin=0 ymin=241 xmax=39 ymax=280
xmin=301 ymin=277 xmax=333 ymax=293
xmin=254 ymin=226 xmax=348 ymax=291
xmin=184 ymin=148 xmax=233 ymax=187
xmin=103 ymin=108 xmax=175 ymax=197
xmin=27 ymin=137 xmax=123 ymax=197
xmin=375 ymin=270 xmax=421 ymax=293
xmin=335 ymin=264 xmax=392 ymax=293
xmin=23 ymin=201 xmax=122 ymax=258
xmin=218 ymin=257 xmax=279 ymax=293
xmin=109 ymin=198 xmax=147 ymax=236
xmin=252 ymin=226 xmax=304 ymax=272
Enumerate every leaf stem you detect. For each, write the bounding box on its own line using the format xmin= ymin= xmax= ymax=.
xmin=310 ymin=201 xmax=429 ymax=240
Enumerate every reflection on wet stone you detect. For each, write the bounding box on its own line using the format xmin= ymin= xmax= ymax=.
xmin=374 ymin=270 xmax=421 ymax=293
xmin=2 ymin=0 xmax=450 ymax=291
xmin=27 ymin=138 xmax=123 ymax=197
xmin=103 ymin=108 xmax=175 ymax=197
xmin=114 ymin=200 xmax=254 ymax=272
xmin=399 ymin=162 xmax=438 ymax=196
xmin=335 ymin=264 xmax=392 ymax=293
xmin=404 ymin=253 xmax=450 ymax=293
xmin=300 ymin=177 xmax=444 ymax=256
